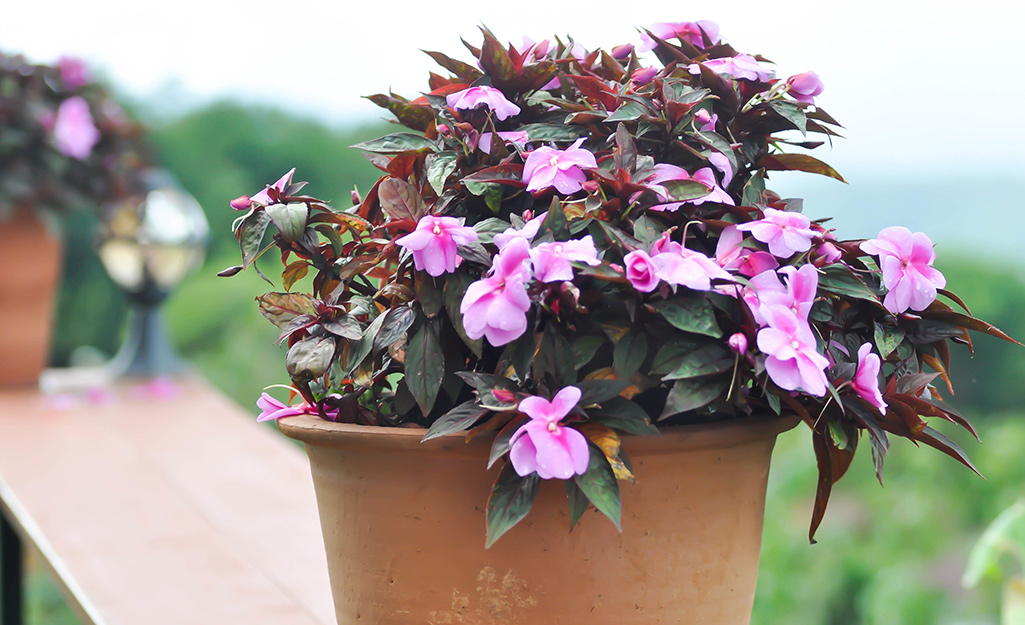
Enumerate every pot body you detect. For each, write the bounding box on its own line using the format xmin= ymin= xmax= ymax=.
xmin=0 ymin=208 xmax=62 ymax=387
xmin=279 ymin=414 xmax=797 ymax=625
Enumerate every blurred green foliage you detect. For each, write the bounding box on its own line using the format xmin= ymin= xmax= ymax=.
xmin=40 ymin=102 xmax=1025 ymax=625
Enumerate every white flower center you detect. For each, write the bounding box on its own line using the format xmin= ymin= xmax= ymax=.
xmin=554 ymin=244 xmax=564 ymax=254
xmin=432 ymin=224 xmax=443 ymax=235
xmin=791 ymin=339 xmax=800 ymax=350
xmin=549 ymin=155 xmax=560 ymax=167
xmin=547 ymin=421 xmax=559 ymax=433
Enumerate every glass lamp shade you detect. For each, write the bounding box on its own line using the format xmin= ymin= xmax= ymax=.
xmin=97 ymin=169 xmax=209 ymax=377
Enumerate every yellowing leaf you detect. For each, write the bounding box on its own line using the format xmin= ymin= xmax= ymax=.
xmin=578 ymin=423 xmax=635 ymax=482
xmin=583 ymin=367 xmax=642 ymax=399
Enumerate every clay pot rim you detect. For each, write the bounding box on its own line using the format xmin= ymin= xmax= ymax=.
xmin=277 ymin=412 xmax=800 ymax=456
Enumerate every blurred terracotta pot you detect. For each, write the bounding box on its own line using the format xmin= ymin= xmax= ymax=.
xmin=0 ymin=207 xmax=62 ymax=387
xmin=279 ymin=413 xmax=797 ymax=625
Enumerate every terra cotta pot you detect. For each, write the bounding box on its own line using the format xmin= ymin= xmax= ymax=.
xmin=278 ymin=413 xmax=798 ymax=625
xmin=0 ymin=207 xmax=62 ymax=387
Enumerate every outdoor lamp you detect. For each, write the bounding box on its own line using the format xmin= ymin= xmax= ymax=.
xmin=97 ymin=169 xmax=209 ymax=377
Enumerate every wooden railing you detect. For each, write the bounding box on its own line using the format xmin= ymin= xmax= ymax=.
xmin=0 ymin=374 xmax=334 ymax=625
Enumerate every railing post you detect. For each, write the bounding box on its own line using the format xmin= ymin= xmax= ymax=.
xmin=0 ymin=512 xmax=22 ymax=625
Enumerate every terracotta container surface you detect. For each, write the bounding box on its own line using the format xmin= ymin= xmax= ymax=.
xmin=279 ymin=413 xmax=798 ymax=625
xmin=0 ymin=208 xmax=62 ymax=387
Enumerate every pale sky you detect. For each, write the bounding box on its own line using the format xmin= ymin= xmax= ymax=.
xmin=4 ymin=0 xmax=1023 ymax=228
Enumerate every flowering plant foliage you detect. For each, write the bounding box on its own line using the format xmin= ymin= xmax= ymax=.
xmin=224 ymin=23 xmax=1020 ymax=546
xmin=0 ymin=51 xmax=146 ymax=219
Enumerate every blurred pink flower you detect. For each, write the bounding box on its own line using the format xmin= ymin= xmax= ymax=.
xmin=522 ymin=138 xmax=597 ymax=194
xmin=757 ymin=306 xmax=829 ymax=397
xmin=860 ymin=226 xmax=946 ymax=314
xmin=248 ymin=168 xmax=296 ymax=207
xmin=53 ymin=96 xmax=99 ymax=159
xmin=509 ymin=386 xmax=590 ymax=480
xmin=460 ymin=237 xmax=533 ymax=346
xmin=640 ymin=21 xmax=721 ymax=52
xmin=395 ymin=215 xmax=478 ymax=277
xmin=852 ymin=343 xmax=887 ymax=414
xmin=623 ymin=249 xmax=660 ymax=292
xmin=812 ymin=241 xmax=843 ymax=266
xmin=256 ymin=392 xmax=338 ymax=422
xmin=715 ymin=225 xmax=779 ymax=277
xmin=787 ymin=71 xmax=824 ymax=104
xmin=611 ymin=43 xmax=635 ymax=59
xmin=57 ymin=56 xmax=90 ymax=89
xmin=446 ymin=86 xmax=521 ymax=121
xmin=688 ymin=54 xmax=772 ymax=82
xmin=530 ymin=236 xmax=600 ymax=282
xmin=736 ymin=208 xmax=816 ymax=259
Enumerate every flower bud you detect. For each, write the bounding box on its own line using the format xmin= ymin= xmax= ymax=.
xmin=436 ymin=123 xmax=450 ymax=136
xmin=786 ymin=71 xmax=824 ymax=104
xmin=631 ymin=66 xmax=658 ymax=85
xmin=812 ymin=241 xmax=842 ymax=267
xmin=611 ymin=43 xmax=634 ymax=59
xmin=581 ymin=180 xmax=600 ymax=193
xmin=491 ymin=389 xmax=516 ymax=404
xmin=230 ymin=195 xmax=251 ymax=210
xmin=728 ymin=332 xmax=748 ymax=355
xmin=351 ymin=189 xmax=361 ymax=205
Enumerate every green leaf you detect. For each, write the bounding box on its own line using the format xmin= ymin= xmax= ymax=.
xmin=351 ymin=133 xmax=437 ymax=154
xmin=536 ymin=324 xmax=575 ymax=384
xmin=443 ymin=271 xmax=483 ymax=356
xmin=565 ymin=480 xmax=590 ymax=531
xmin=405 ymin=317 xmax=444 ymax=416
xmin=425 ymin=152 xmax=459 ymax=195
xmin=422 ymin=401 xmax=489 ymax=442
xmin=693 ymin=131 xmax=739 ymax=174
xmin=571 ymin=335 xmax=606 ymax=370
xmin=758 ymin=153 xmax=846 ymax=183
xmin=660 ymin=343 xmax=732 ymax=380
xmin=632 ymin=214 xmax=664 ymax=248
xmin=478 ymin=26 xmax=516 ymax=85
xmin=415 ymin=273 xmax=444 ymax=318
xmin=661 ymin=179 xmax=711 ymax=202
xmin=742 ymin=170 xmax=766 ymax=206
xmin=257 ymin=292 xmax=318 ymax=329
xmin=963 ymin=501 xmax=1025 ymax=588
xmin=613 ymin=332 xmax=649 ymax=378
xmin=873 ymin=321 xmax=906 ymax=359
xmin=422 ymin=50 xmax=483 ymax=83
xmin=818 ymin=264 xmax=879 ymax=301
xmin=656 ymin=297 xmax=722 ymax=338
xmin=590 ymin=397 xmax=660 ymax=435
xmin=503 ymin=327 xmax=537 ymax=384
xmin=264 ymin=202 xmax=309 ymax=243
xmin=365 ymin=93 xmax=435 ymax=132
xmin=373 ymin=304 xmax=415 ymax=352
xmin=285 ymin=336 xmax=335 ymax=381
xmin=485 ymin=464 xmax=540 ymax=548
xmin=322 ymin=314 xmax=362 ymax=341
xmin=659 ymin=376 xmax=728 ymax=420
xmin=769 ymin=101 xmax=807 ymax=135
xmin=517 ymin=123 xmax=589 ymax=142
xmin=456 ymin=371 xmax=519 ymax=410
xmin=573 ymin=443 xmax=622 ymax=531
xmin=238 ymin=209 xmax=272 ymax=268
xmin=605 ymin=101 xmax=648 ymax=122
xmin=488 ymin=417 xmax=528 ymax=469
xmin=576 ymin=379 xmax=631 ymax=406
xmin=539 ymin=197 xmax=568 ymax=239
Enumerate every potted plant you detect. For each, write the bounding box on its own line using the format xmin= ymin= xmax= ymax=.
xmin=0 ymin=51 xmax=146 ymax=386
xmin=222 ymin=22 xmax=1019 ymax=624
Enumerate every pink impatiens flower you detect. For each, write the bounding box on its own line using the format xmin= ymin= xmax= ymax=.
xmin=715 ymin=225 xmax=779 ymax=277
xmin=852 ymin=343 xmax=887 ymax=414
xmin=478 ymin=130 xmax=530 ymax=154
xmin=736 ymin=208 xmax=817 ymax=259
xmin=529 ymin=236 xmax=601 ymax=282
xmin=787 ymin=71 xmax=825 ymax=105
xmin=237 ymin=168 xmax=296 ymax=208
xmin=460 ymin=236 xmax=533 ymax=346
xmin=860 ymin=226 xmax=946 ymax=314
xmin=57 ymin=56 xmax=90 ymax=89
xmin=446 ymin=85 xmax=521 ymax=121
xmin=522 ymin=138 xmax=597 ymax=195
xmin=756 ymin=306 xmax=830 ymax=397
xmin=509 ymin=386 xmax=590 ymax=480
xmin=688 ymin=54 xmax=773 ymax=82
xmin=494 ymin=211 xmax=546 ymax=249
xmin=395 ymin=215 xmax=478 ymax=277
xmin=623 ymin=249 xmax=660 ymax=292
xmin=256 ymin=392 xmax=339 ymax=422
xmin=53 ymin=96 xmax=99 ymax=159
xmin=639 ymin=164 xmax=734 ymax=210
xmin=652 ymin=244 xmax=732 ymax=291
xmin=639 ymin=21 xmax=721 ymax=52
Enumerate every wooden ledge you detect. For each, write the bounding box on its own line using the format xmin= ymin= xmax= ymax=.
xmin=0 ymin=375 xmax=334 ymax=625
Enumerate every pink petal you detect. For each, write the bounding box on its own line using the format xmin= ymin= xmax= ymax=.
xmin=548 ymin=386 xmax=582 ymax=420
